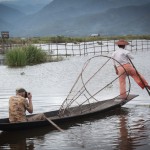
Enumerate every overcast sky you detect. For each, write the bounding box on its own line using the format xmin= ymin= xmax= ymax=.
xmin=0 ymin=0 xmax=15 ymax=2
xmin=0 ymin=0 xmax=53 ymax=2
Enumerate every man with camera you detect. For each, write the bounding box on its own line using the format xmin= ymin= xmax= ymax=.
xmin=9 ymin=88 xmax=45 ymax=123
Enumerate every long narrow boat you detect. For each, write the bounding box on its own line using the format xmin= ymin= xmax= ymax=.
xmin=0 ymin=94 xmax=138 ymax=131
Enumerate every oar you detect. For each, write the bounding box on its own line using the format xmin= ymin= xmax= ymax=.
xmin=128 ymin=57 xmax=150 ymax=96
xmin=43 ymin=114 xmax=64 ymax=132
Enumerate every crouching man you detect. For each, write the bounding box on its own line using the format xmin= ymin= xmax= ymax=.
xmin=9 ymin=88 xmax=45 ymax=123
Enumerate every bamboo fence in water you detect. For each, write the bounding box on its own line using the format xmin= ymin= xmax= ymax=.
xmin=0 ymin=39 xmax=150 ymax=62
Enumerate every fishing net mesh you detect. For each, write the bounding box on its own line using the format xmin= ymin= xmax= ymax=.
xmin=59 ymin=55 xmax=130 ymax=117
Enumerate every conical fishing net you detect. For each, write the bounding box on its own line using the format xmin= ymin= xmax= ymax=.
xmin=59 ymin=55 xmax=131 ymax=117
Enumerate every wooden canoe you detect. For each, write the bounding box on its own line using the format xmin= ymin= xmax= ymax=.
xmin=0 ymin=94 xmax=138 ymax=131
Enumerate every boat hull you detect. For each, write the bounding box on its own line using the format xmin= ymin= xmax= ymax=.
xmin=0 ymin=94 xmax=138 ymax=131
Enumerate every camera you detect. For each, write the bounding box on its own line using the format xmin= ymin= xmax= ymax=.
xmin=25 ymin=92 xmax=30 ymax=98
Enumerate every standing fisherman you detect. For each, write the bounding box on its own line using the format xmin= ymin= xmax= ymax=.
xmin=112 ymin=39 xmax=150 ymax=99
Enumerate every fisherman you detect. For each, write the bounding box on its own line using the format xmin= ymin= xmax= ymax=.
xmin=112 ymin=39 xmax=150 ymax=99
xmin=9 ymin=88 xmax=45 ymax=123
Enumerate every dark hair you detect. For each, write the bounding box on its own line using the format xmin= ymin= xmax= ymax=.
xmin=118 ymin=45 xmax=125 ymax=48
xmin=16 ymin=88 xmax=26 ymax=93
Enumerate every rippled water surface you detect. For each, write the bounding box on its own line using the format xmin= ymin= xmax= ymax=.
xmin=0 ymin=51 xmax=150 ymax=150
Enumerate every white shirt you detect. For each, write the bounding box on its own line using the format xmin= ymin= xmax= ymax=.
xmin=112 ymin=48 xmax=133 ymax=66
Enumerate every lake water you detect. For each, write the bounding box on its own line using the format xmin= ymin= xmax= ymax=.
xmin=0 ymin=50 xmax=150 ymax=150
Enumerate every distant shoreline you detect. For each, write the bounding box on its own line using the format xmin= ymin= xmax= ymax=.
xmin=0 ymin=35 xmax=150 ymax=44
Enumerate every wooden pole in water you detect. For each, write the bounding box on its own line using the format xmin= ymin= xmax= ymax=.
xmin=44 ymin=114 xmax=64 ymax=132
xmin=44 ymin=114 xmax=85 ymax=147
xmin=128 ymin=57 xmax=150 ymax=96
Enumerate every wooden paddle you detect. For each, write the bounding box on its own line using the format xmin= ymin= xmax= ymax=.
xmin=43 ymin=114 xmax=64 ymax=132
xmin=128 ymin=57 xmax=150 ymax=96
xmin=44 ymin=114 xmax=84 ymax=147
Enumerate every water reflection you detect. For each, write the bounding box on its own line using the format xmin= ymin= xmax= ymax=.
xmin=0 ymin=126 xmax=52 ymax=150
xmin=0 ymin=108 xmax=124 ymax=149
xmin=0 ymin=107 xmax=150 ymax=150
xmin=115 ymin=107 xmax=150 ymax=150
xmin=117 ymin=115 xmax=134 ymax=150
xmin=9 ymin=140 xmax=34 ymax=150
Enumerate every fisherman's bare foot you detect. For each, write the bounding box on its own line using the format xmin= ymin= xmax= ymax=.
xmin=120 ymin=94 xmax=127 ymax=100
xmin=121 ymin=97 xmax=127 ymax=100
xmin=117 ymin=95 xmax=127 ymax=100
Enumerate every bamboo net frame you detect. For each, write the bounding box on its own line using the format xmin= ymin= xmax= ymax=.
xmin=59 ymin=55 xmax=131 ymax=117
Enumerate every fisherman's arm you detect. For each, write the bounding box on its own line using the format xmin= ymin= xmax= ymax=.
xmin=26 ymin=93 xmax=33 ymax=113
